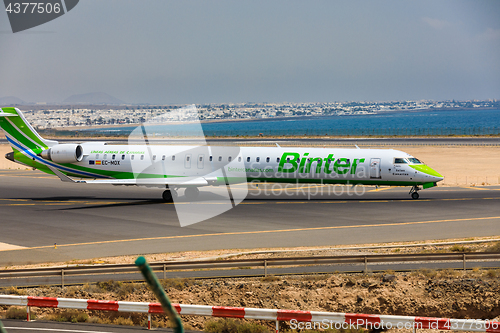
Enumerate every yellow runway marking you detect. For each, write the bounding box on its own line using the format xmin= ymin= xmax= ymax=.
xmin=463 ymin=187 xmax=489 ymax=190
xmin=2 ymin=215 xmax=499 ymax=252
xmin=367 ymin=187 xmax=394 ymax=192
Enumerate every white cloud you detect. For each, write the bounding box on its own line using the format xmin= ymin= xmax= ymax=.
xmin=479 ymin=27 xmax=500 ymax=41
xmin=422 ymin=17 xmax=451 ymax=30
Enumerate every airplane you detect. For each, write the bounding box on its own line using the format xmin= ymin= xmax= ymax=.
xmin=0 ymin=107 xmax=443 ymax=201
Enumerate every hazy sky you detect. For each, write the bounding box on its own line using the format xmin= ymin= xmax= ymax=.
xmin=1 ymin=0 xmax=499 ymax=104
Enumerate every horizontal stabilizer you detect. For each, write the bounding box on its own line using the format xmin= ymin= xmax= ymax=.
xmin=0 ymin=111 xmax=17 ymax=117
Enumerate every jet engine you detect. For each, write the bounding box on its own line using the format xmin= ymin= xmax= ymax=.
xmin=40 ymin=144 xmax=84 ymax=163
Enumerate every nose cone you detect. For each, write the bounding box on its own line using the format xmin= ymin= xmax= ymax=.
xmin=5 ymin=151 xmax=14 ymax=162
xmin=410 ymin=164 xmax=444 ymax=182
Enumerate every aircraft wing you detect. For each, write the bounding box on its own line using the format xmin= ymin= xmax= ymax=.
xmin=48 ymin=166 xmax=210 ymax=186
xmin=84 ymin=177 xmax=209 ymax=186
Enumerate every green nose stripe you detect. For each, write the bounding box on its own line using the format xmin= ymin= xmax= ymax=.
xmin=410 ymin=164 xmax=443 ymax=178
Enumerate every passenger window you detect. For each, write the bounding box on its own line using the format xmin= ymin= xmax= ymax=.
xmin=394 ymin=158 xmax=407 ymax=164
xmin=228 ymin=156 xmax=232 ymax=162
xmin=266 ymin=157 xmax=270 ymax=163
xmin=172 ymin=155 xmax=175 ymax=161
xmin=256 ymin=157 xmax=260 ymax=162
xmin=122 ymin=155 xmax=125 ymax=160
xmin=297 ymin=158 xmax=300 ymax=163
xmin=140 ymin=155 xmax=144 ymax=160
xmin=153 ymin=155 xmax=156 ymax=160
xmin=218 ymin=156 xmax=222 ymax=162
xmin=131 ymin=155 xmax=134 ymax=160
xmin=199 ymin=156 xmax=203 ymax=162
xmin=247 ymin=157 xmax=250 ymax=162
xmin=209 ymin=156 xmax=213 ymax=161
xmin=104 ymin=154 xmax=107 ymax=159
xmin=96 ymin=154 xmax=99 ymax=159
xmin=162 ymin=155 xmax=165 ymax=161
xmin=186 ymin=156 xmax=190 ymax=162
xmin=238 ymin=156 xmax=241 ymax=162
xmin=286 ymin=157 xmax=290 ymax=162
xmin=276 ymin=157 xmax=280 ymax=162
xmin=112 ymin=154 xmax=115 ymax=160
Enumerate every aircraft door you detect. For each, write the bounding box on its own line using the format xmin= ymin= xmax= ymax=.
xmin=185 ymin=154 xmax=191 ymax=169
xmin=370 ymin=158 xmax=381 ymax=179
xmin=198 ymin=154 xmax=204 ymax=169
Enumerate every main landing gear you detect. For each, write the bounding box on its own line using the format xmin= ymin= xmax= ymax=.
xmin=409 ymin=185 xmax=420 ymax=200
xmin=162 ymin=187 xmax=200 ymax=202
xmin=162 ymin=187 xmax=178 ymax=202
xmin=184 ymin=187 xmax=200 ymax=201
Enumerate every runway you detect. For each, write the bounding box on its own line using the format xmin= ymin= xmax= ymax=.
xmin=0 ymin=170 xmax=499 ymax=266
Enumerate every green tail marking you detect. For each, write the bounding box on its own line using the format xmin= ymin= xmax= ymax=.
xmin=0 ymin=107 xmax=49 ymax=151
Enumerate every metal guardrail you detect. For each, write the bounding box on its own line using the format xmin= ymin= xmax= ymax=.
xmin=1 ymin=252 xmax=499 ymax=287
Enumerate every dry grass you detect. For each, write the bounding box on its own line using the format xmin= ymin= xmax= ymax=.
xmin=2 ymin=286 xmax=27 ymax=295
xmin=486 ymin=242 xmax=500 ymax=252
xmin=449 ymin=244 xmax=473 ymax=253
xmin=205 ymin=318 xmax=270 ymax=333
xmin=45 ymin=310 xmax=88 ymax=323
xmin=5 ymin=307 xmax=34 ymax=320
xmin=484 ymin=269 xmax=499 ymax=278
xmin=260 ymin=275 xmax=280 ymax=282
xmin=112 ymin=316 xmax=134 ymax=326
xmin=95 ymin=280 xmax=143 ymax=298
xmin=413 ymin=268 xmax=438 ymax=278
xmin=160 ymin=277 xmax=197 ymax=291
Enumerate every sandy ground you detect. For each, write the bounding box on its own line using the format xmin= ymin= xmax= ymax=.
xmin=1 ymin=144 xmax=498 ymax=185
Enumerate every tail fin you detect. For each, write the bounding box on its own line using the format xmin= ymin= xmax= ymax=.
xmin=0 ymin=107 xmax=58 ymax=152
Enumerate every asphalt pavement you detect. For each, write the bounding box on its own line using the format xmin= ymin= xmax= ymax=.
xmin=0 ymin=170 xmax=499 ymax=266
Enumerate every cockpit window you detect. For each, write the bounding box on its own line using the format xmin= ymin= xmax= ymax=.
xmin=408 ymin=158 xmax=422 ymax=164
xmin=394 ymin=158 xmax=407 ymax=164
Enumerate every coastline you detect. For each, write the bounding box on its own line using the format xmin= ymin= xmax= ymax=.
xmin=38 ymin=107 xmax=500 ymax=131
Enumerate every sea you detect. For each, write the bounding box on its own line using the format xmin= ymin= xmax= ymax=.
xmin=80 ymin=109 xmax=500 ymax=137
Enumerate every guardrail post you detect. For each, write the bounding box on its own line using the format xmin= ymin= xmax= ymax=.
xmin=364 ymin=257 xmax=367 ymax=273
xmin=276 ymin=320 xmax=279 ymax=333
xmin=61 ymin=269 xmax=64 ymax=288
xmin=26 ymin=306 xmax=30 ymax=322
xmin=148 ymin=313 xmax=151 ymax=330
xmin=163 ymin=264 xmax=166 ymax=280
xmin=463 ymin=253 xmax=466 ymax=271
xmin=264 ymin=260 xmax=268 ymax=277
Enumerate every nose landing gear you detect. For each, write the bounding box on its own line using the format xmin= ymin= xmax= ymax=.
xmin=409 ymin=185 xmax=420 ymax=200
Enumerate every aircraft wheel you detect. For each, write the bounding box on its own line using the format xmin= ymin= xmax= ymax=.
xmin=162 ymin=189 xmax=177 ymax=202
xmin=184 ymin=187 xmax=200 ymax=201
xmin=411 ymin=192 xmax=419 ymax=200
